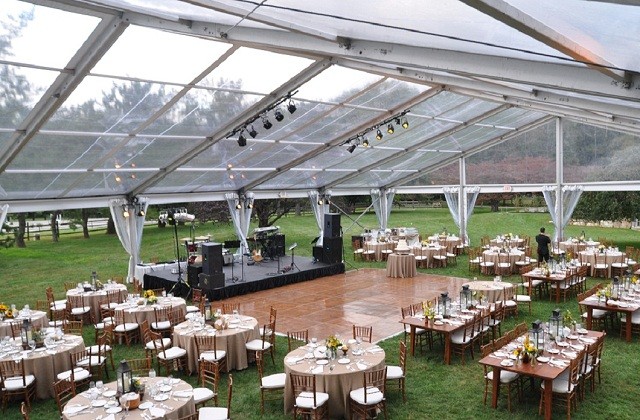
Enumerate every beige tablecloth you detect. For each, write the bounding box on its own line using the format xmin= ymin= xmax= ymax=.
xmin=62 ymin=377 xmax=196 ymax=420
xmin=172 ymin=316 xmax=259 ymax=374
xmin=114 ymin=297 xmax=186 ymax=325
xmin=558 ymin=240 xmax=599 ymax=254
xmin=0 ymin=310 xmax=49 ymax=338
xmin=462 ymin=281 xmax=513 ymax=303
xmin=386 ymin=253 xmax=416 ymax=278
xmin=579 ymin=250 xmax=624 ymax=277
xmin=0 ymin=334 xmax=85 ymax=399
xmin=284 ymin=342 xmax=385 ymax=419
xmin=363 ymin=241 xmax=396 ymax=261
xmin=489 ymin=238 xmax=524 ymax=249
xmin=482 ymin=249 xmax=524 ymax=273
xmin=66 ymin=284 xmax=128 ymax=321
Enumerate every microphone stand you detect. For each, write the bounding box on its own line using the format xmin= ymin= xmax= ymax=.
xmin=168 ymin=214 xmax=190 ymax=299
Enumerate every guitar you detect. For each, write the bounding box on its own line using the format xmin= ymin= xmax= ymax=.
xmin=251 ymin=248 xmax=264 ymax=263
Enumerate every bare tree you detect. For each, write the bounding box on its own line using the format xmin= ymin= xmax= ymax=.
xmin=50 ymin=211 xmax=61 ymax=242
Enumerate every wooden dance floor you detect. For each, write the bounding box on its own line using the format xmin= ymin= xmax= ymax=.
xmin=217 ymin=268 xmax=467 ymax=342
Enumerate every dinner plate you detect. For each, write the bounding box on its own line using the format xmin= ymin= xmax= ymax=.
xmin=158 ymin=385 xmax=172 ymax=392
xmin=556 ymin=341 xmax=569 ymax=347
xmin=347 ymin=339 xmax=357 ymax=345
xmin=91 ymin=399 xmax=107 ymax=407
xmin=171 ymin=378 xmax=181 ymax=384
xmin=577 ymin=328 xmax=588 ymax=334
xmin=154 ymin=394 xmax=169 ymax=401
xmin=338 ymin=358 xmax=350 ymax=364
xmin=434 ymin=321 xmax=444 ymax=326
xmin=537 ymin=357 xmax=549 ymax=363
xmin=547 ymin=348 xmax=560 ymax=354
xmin=493 ymin=351 xmax=508 ymax=358
xmin=567 ymin=334 xmax=579 ymax=340
xmin=316 ymin=359 xmax=329 ymax=365
xmin=103 ymin=390 xmax=116 ymax=397
xmin=139 ymin=402 xmax=153 ymax=410
xmin=508 ymin=354 xmax=518 ymax=360
xmin=500 ymin=359 xmax=514 ymax=367
xmin=106 ymin=407 xmax=122 ymax=414
xmin=351 ymin=349 xmax=365 ymax=356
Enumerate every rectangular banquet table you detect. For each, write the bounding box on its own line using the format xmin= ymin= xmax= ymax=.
xmin=580 ymin=295 xmax=639 ymax=342
xmin=522 ymin=268 xmax=575 ymax=303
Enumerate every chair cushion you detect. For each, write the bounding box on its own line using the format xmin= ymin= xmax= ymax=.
xmin=152 ymin=320 xmax=172 ymax=330
xmin=87 ymin=344 xmax=112 ymax=354
xmin=200 ymin=350 xmax=226 ymax=362
xmin=198 ymin=406 xmax=228 ymax=420
xmin=246 ymin=340 xmax=271 ymax=351
xmin=515 ymin=295 xmax=531 ymax=302
xmin=71 ymin=307 xmax=91 ymax=315
xmin=193 ymin=387 xmax=215 ymax=404
xmin=486 ymin=370 xmax=519 ymax=383
xmin=349 ymin=386 xmax=384 ymax=405
xmin=57 ymin=367 xmax=91 ymax=382
xmin=76 ymin=355 xmax=106 ymax=367
xmin=146 ymin=337 xmax=172 ymax=351
xmin=450 ymin=330 xmax=471 ymax=344
xmin=186 ymin=305 xmax=200 ymax=314
xmin=3 ymin=375 xmax=35 ymax=390
xmin=115 ymin=323 xmax=139 ymax=332
xmin=261 ymin=372 xmax=286 ymax=389
xmin=296 ymin=391 xmax=329 ymax=409
xmin=541 ymin=379 xmax=574 ymax=394
xmin=159 ymin=346 xmax=187 ymax=360
xmin=386 ymin=365 xmax=404 ymax=379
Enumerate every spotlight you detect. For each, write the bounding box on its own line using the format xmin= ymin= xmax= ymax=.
xmin=362 ymin=138 xmax=370 ymax=147
xmin=247 ymin=201 xmax=253 ymax=209
xmin=387 ymin=123 xmax=395 ymax=134
xmin=376 ymin=129 xmax=383 ymax=141
xmin=236 ymin=202 xmax=242 ymax=210
xmin=318 ymin=199 xmax=324 ymax=205
xmin=137 ymin=209 xmax=145 ymax=217
xmin=262 ymin=116 xmax=272 ymax=130
xmin=122 ymin=206 xmax=130 ymax=218
xmin=347 ymin=144 xmax=357 ymax=153
xmin=115 ymin=175 xmax=122 ymax=183
xmin=401 ymin=116 xmax=409 ymax=129
xmin=274 ymin=108 xmax=284 ymax=122
xmin=248 ymin=125 xmax=257 ymax=138
xmin=287 ymin=100 xmax=297 ymax=114
xmin=237 ymin=132 xmax=247 ymax=147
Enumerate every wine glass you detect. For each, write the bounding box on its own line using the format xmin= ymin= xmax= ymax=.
xmin=148 ymin=368 xmax=156 ymax=378
xmin=121 ymin=395 xmax=130 ymax=416
xmin=311 ymin=337 xmax=317 ymax=347
xmin=356 ymin=337 xmax=362 ymax=353
xmin=28 ymin=340 xmax=36 ymax=355
xmin=0 ymin=312 xmax=5 ymax=322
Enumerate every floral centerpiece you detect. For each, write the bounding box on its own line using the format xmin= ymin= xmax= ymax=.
xmin=326 ymin=335 xmax=342 ymax=353
xmin=504 ymin=233 xmax=512 ymax=240
xmin=95 ymin=279 xmax=104 ymax=290
xmin=0 ymin=303 xmax=9 ymax=318
xmin=513 ymin=335 xmax=539 ymax=363
xmin=596 ymin=285 xmax=612 ymax=303
xmin=143 ymin=290 xmax=157 ymax=305
xmin=540 ymin=261 xmax=551 ymax=277
xmin=423 ymin=301 xmax=436 ymax=322
xmin=563 ymin=309 xmax=576 ymax=330
xmin=632 ymin=276 xmax=638 ymax=286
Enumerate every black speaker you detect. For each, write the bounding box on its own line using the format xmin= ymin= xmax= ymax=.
xmin=274 ymin=234 xmax=286 ymax=257
xmin=198 ymin=273 xmax=225 ymax=290
xmin=187 ymin=264 xmax=202 ymax=287
xmin=312 ymin=245 xmax=323 ymax=262
xmin=324 ymin=213 xmax=341 ymax=238
xmin=322 ymin=236 xmax=343 ymax=264
xmin=201 ymin=242 xmax=223 ymax=275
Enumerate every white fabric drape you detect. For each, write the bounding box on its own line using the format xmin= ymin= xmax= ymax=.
xmin=108 ymin=197 xmax=148 ymax=283
xmin=0 ymin=204 xmax=9 ymax=233
xmin=308 ymin=190 xmax=330 ymax=247
xmin=542 ymin=185 xmax=583 ymax=241
xmin=226 ymin=192 xmax=254 ymax=253
xmin=444 ymin=187 xmax=479 ymax=243
xmin=370 ymin=188 xmax=395 ymax=230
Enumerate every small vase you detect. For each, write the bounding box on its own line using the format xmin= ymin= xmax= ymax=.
xmin=521 ymin=353 xmax=531 ymax=364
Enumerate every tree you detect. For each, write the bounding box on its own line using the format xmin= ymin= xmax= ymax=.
xmin=81 ymin=208 xmax=90 ymax=238
xmin=253 ymin=198 xmax=301 ymax=228
xmin=50 ymin=211 xmax=61 ymax=242
xmin=191 ymin=201 xmax=230 ymax=224
xmin=15 ymin=213 xmax=26 ymax=248
xmin=573 ymin=191 xmax=640 ymax=222
xmin=106 ymin=215 xmax=116 ymax=235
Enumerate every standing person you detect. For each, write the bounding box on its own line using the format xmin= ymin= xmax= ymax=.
xmin=535 ymin=227 xmax=551 ymax=264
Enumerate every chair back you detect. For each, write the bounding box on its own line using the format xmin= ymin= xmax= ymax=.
xmin=9 ymin=321 xmax=22 ymax=339
xmin=255 ymin=349 xmax=265 ymax=380
xmin=353 ymin=325 xmax=373 ymax=343
xmin=225 ymin=374 xmax=233 ymax=416
xmin=398 ymin=341 xmax=407 ymax=375
xmin=0 ymin=359 xmax=28 ymax=387
xmin=199 ymin=359 xmax=220 ymax=392
xmin=64 ymin=320 xmax=83 ymax=336
xmin=514 ymin=322 xmax=528 ymax=336
xmin=222 ymin=302 xmax=240 ymax=314
xmin=195 ymin=334 xmax=220 ymax=358
xmin=192 ymin=288 xmax=203 ymax=303
xmin=128 ymin=357 xmax=152 ymax=376
xmin=169 ymin=306 xmax=185 ymax=325
xmin=287 ymin=330 xmax=309 ymax=352
xmin=53 ymin=378 xmax=76 ymax=416
xmin=106 ymin=289 xmax=123 ymax=305
xmin=67 ymin=294 xmax=86 ymax=310
xmin=70 ymin=348 xmax=93 ymax=370
xmin=360 ymin=367 xmax=387 ymax=404
xmin=149 ymin=330 xmax=168 ymax=357
xmin=290 ymin=372 xmax=319 ymax=407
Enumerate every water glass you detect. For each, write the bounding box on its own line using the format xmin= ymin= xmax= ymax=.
xmin=148 ymin=368 xmax=156 ymax=378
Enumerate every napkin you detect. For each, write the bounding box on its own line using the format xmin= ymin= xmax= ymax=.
xmin=63 ymin=404 xmax=87 ymax=414
xmin=149 ymin=407 xmax=166 ymax=418
xmin=311 ymin=365 xmax=323 ymax=374
xmin=104 ymin=414 xmax=115 ymax=420
xmin=579 ymin=337 xmax=595 ymax=344
xmin=356 ymin=362 xmax=368 ymax=371
xmin=368 ymin=346 xmax=383 ymax=354
xmin=286 ymin=356 xmax=304 ymax=365
xmin=173 ymin=390 xmax=193 ymax=398
xmin=561 ymin=351 xmax=577 ymax=359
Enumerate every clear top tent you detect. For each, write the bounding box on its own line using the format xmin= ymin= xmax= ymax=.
xmin=1 ymin=0 xmax=640 ymax=214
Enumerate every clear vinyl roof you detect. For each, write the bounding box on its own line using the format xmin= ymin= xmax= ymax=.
xmin=2 ymin=0 xmax=640 ymax=209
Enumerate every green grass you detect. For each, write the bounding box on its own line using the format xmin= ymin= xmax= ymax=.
xmin=2 ymin=207 xmax=640 ymax=419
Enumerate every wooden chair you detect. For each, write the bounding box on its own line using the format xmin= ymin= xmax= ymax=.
xmin=352 ymin=238 xmax=364 ymax=261
xmin=194 ymin=359 xmax=219 ymax=408
xmin=496 ymin=252 xmax=512 ymax=277
xmin=289 ymin=372 xmax=328 ymax=419
xmin=287 ymin=330 xmax=309 ymax=352
xmin=352 ymin=325 xmax=373 ymax=343
xmin=150 ymin=330 xmax=187 ymax=376
xmin=94 ymin=305 xmax=114 ymax=342
xmin=53 ymin=378 xmax=76 ymax=417
xmin=432 ymin=246 xmax=448 ymax=268
xmin=151 ymin=307 xmax=172 ymax=337
xmin=256 ymin=350 xmax=286 ymax=414
xmin=593 ymin=253 xmax=609 ymax=278
xmin=113 ymin=308 xmax=140 ymax=346
xmin=259 ymin=306 xmax=277 ymax=361
xmin=386 ymin=341 xmax=407 ymax=403
xmin=63 ymin=282 xmax=76 ymax=291
xmin=127 ymin=357 xmax=152 ymax=377
xmin=414 ymin=246 xmax=429 ymax=268
xmin=481 ymin=342 xmax=520 ymax=412
xmin=73 ymin=347 xmax=108 ymax=382
xmin=195 ymin=334 xmax=227 ymax=373
xmin=198 ymin=374 xmax=232 ymax=420
xmin=222 ymin=302 xmax=240 ymax=315
xmin=450 ymin=315 xmax=476 ymax=364
xmin=0 ymin=359 xmax=36 ymax=412
xmin=66 ymin=294 xmax=93 ymax=325
xmin=246 ymin=324 xmax=274 ymax=366
xmin=20 ymin=401 xmax=29 ymax=420
xmin=46 ymin=286 xmax=67 ymax=314
xmin=488 ymin=301 xmax=505 ymax=342
xmin=468 ymin=248 xmax=482 ymax=272
xmin=348 ymin=367 xmax=388 ymax=420
xmin=63 ymin=320 xmax=83 ymax=336
xmin=141 ymin=319 xmax=171 ymax=361
xmin=88 ymin=323 xmax=115 ymax=372
xmin=538 ymin=355 xmax=581 ymax=419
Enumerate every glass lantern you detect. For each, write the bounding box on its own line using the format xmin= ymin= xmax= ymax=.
xmin=117 ymin=360 xmax=132 ymax=396
xmin=460 ymin=285 xmax=472 ymax=310
xmin=20 ymin=318 xmax=32 ymax=350
xmin=530 ymin=320 xmax=543 ymax=350
xmin=624 ymin=270 xmax=632 ymax=291
xmin=548 ymin=309 xmax=562 ymax=340
xmin=438 ymin=292 xmax=451 ymax=319
xmin=204 ymin=298 xmax=212 ymax=320
xmin=612 ymin=277 xmax=621 ymax=299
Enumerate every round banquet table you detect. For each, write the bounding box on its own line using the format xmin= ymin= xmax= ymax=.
xmin=386 ymin=253 xmax=416 ymax=278
xmin=66 ymin=284 xmax=128 ymax=321
xmin=0 ymin=310 xmax=49 ymax=338
xmin=363 ymin=241 xmax=396 ymax=261
xmin=172 ymin=315 xmax=259 ymax=374
xmin=113 ymin=297 xmax=187 ymax=325
xmin=62 ymin=376 xmax=196 ymax=420
xmin=489 ymin=238 xmax=524 ymax=249
xmin=462 ymin=281 xmax=514 ymax=303
xmin=558 ymin=240 xmax=599 ymax=254
xmin=578 ymin=250 xmax=624 ymax=277
xmin=0 ymin=333 xmax=85 ymax=399
xmin=284 ymin=342 xmax=385 ymax=419
xmin=411 ymin=245 xmax=445 ymax=268
xmin=482 ymin=249 xmax=524 ymax=273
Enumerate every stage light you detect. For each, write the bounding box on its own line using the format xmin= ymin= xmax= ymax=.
xmin=287 ymin=100 xmax=297 ymax=114
xmin=318 ymin=198 xmax=324 ymax=205
xmin=248 ymin=125 xmax=257 ymax=138
xmin=262 ymin=116 xmax=272 ymax=130
xmin=376 ymin=129 xmax=383 ymax=141
xmin=236 ymin=202 xmax=242 ymax=210
xmin=122 ymin=206 xmax=130 ymax=218
xmin=237 ymin=132 xmax=247 ymax=147
xmin=387 ymin=123 xmax=395 ymax=134
xmin=362 ymin=138 xmax=370 ymax=147
xmin=347 ymin=144 xmax=357 ymax=153
xmin=115 ymin=175 xmax=121 ymax=183
xmin=137 ymin=208 xmax=145 ymax=217
xmin=274 ymin=108 xmax=284 ymax=122
xmin=401 ymin=116 xmax=409 ymax=129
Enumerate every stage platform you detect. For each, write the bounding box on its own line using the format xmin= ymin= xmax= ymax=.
xmin=143 ymin=256 xmax=345 ymax=301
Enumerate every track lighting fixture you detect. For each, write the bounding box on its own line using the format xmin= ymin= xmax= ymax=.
xmin=122 ymin=205 xmax=130 ymax=218
xmin=362 ymin=138 xmax=370 ymax=147
xmin=274 ymin=108 xmax=284 ymax=122
xmin=347 ymin=144 xmax=357 ymax=153
xmin=237 ymin=132 xmax=247 ymax=147
xmin=387 ymin=123 xmax=395 ymax=135
xmin=376 ymin=129 xmax=383 ymax=141
xmin=401 ymin=116 xmax=409 ymax=129
xmin=248 ymin=125 xmax=257 ymax=138
xmin=246 ymin=201 xmax=253 ymax=209
xmin=137 ymin=209 xmax=145 ymax=217
xmin=262 ymin=116 xmax=272 ymax=130
xmin=287 ymin=100 xmax=297 ymax=114
xmin=236 ymin=202 xmax=242 ymax=210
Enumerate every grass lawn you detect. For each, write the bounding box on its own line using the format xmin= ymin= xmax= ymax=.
xmin=1 ymin=207 xmax=639 ymax=419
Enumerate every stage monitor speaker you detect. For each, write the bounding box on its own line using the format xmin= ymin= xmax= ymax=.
xmin=187 ymin=264 xmax=202 ymax=288
xmin=198 ymin=273 xmax=225 ymax=290
xmin=201 ymin=242 xmax=223 ymax=275
xmin=324 ymin=213 xmax=341 ymax=238
xmin=312 ymin=245 xmax=323 ymax=262
xmin=274 ymin=234 xmax=286 ymax=257
xmin=322 ymin=236 xmax=343 ymax=264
